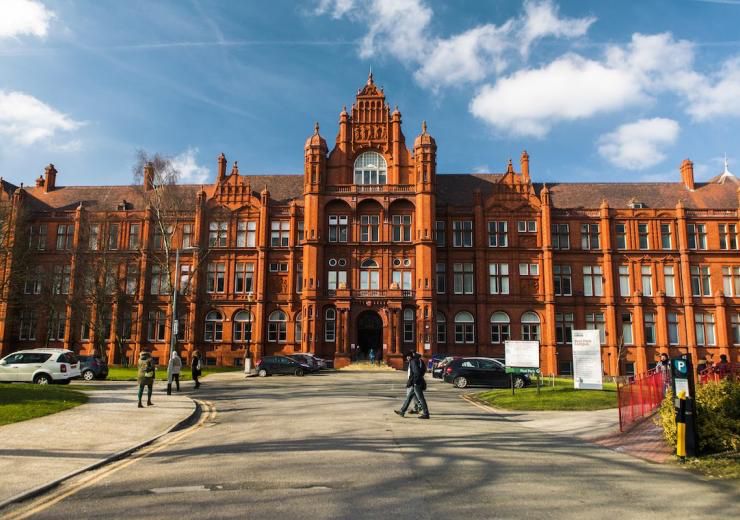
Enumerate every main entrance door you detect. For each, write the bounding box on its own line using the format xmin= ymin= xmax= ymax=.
xmin=356 ymin=311 xmax=383 ymax=361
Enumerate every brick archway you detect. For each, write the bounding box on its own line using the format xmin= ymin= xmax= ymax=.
xmin=356 ymin=310 xmax=383 ymax=361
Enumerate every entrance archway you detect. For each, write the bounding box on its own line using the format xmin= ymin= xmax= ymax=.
xmin=356 ymin=311 xmax=383 ymax=361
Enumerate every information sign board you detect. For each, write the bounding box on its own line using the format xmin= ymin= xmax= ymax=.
xmin=572 ymin=330 xmax=603 ymax=390
xmin=504 ymin=341 xmax=540 ymax=374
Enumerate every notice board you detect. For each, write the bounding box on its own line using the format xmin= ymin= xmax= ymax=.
xmin=572 ymin=330 xmax=603 ymax=390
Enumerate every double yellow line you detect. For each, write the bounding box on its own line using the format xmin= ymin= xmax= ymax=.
xmin=2 ymin=400 xmax=216 ymax=520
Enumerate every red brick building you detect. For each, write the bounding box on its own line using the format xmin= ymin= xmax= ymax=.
xmin=1 ymin=75 xmax=739 ymax=374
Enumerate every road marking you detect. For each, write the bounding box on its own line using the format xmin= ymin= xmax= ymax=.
xmin=150 ymin=485 xmax=210 ymax=494
xmin=2 ymin=400 xmax=216 ymax=520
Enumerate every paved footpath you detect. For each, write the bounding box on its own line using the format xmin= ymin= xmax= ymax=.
xmin=0 ymin=382 xmax=195 ymax=505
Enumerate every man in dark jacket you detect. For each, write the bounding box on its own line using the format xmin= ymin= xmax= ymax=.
xmin=395 ymin=352 xmax=430 ymax=419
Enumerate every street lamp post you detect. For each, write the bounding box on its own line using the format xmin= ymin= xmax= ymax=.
xmin=244 ymin=291 xmax=255 ymax=376
xmin=166 ymin=248 xmax=181 ymax=395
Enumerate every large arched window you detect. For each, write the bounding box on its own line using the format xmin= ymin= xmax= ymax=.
xmin=490 ymin=312 xmax=510 ymax=344
xmin=204 ymin=310 xmax=223 ymax=342
xmin=268 ymin=310 xmax=287 ymax=343
xmin=325 ymin=308 xmax=336 ymax=342
xmin=454 ymin=311 xmax=475 ymax=344
xmin=403 ymin=308 xmax=415 ymax=343
xmin=354 ymin=151 xmax=387 ymax=185
xmin=521 ymin=311 xmax=541 ymax=341
xmin=233 ymin=310 xmax=252 ymax=343
xmin=436 ymin=312 xmax=447 ymax=344
xmin=360 ymin=258 xmax=380 ymax=290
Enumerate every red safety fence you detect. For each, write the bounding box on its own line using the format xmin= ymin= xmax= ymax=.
xmin=698 ymin=363 xmax=739 ymax=385
xmin=616 ymin=368 xmax=670 ymax=432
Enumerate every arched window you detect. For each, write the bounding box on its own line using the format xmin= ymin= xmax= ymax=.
xmin=204 ymin=310 xmax=223 ymax=342
xmin=268 ymin=310 xmax=287 ymax=343
xmin=436 ymin=312 xmax=447 ymax=344
xmin=360 ymin=258 xmax=379 ymax=268
xmin=521 ymin=311 xmax=541 ymax=341
xmin=403 ymin=308 xmax=415 ymax=343
xmin=325 ymin=308 xmax=336 ymax=342
xmin=294 ymin=312 xmax=302 ymax=346
xmin=360 ymin=258 xmax=380 ymax=290
xmin=454 ymin=311 xmax=475 ymax=344
xmin=490 ymin=312 xmax=510 ymax=344
xmin=354 ymin=151 xmax=387 ymax=185
xmin=233 ymin=310 xmax=252 ymax=343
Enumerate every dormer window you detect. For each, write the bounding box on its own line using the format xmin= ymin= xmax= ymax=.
xmin=628 ymin=199 xmax=647 ymax=209
xmin=354 ymin=151 xmax=387 ymax=185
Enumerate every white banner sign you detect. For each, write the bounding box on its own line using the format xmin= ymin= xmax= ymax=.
xmin=572 ymin=330 xmax=603 ymax=390
xmin=504 ymin=341 xmax=540 ymax=369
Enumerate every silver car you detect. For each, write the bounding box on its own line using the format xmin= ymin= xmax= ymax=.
xmin=0 ymin=349 xmax=81 ymax=384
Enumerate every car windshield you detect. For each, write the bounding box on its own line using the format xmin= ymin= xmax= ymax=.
xmin=57 ymin=352 xmax=78 ymax=364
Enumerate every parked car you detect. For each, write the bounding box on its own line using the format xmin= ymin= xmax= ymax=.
xmin=0 ymin=349 xmax=81 ymax=384
xmin=428 ymin=354 xmax=449 ymax=371
xmin=443 ymin=357 xmax=530 ymax=389
xmin=287 ymin=354 xmax=321 ymax=372
xmin=432 ymin=356 xmax=460 ymax=379
xmin=256 ymin=356 xmax=312 ymax=377
xmin=78 ymin=355 xmax=109 ymax=381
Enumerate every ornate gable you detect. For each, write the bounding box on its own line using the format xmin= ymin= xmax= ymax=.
xmin=350 ymin=72 xmax=391 ymax=154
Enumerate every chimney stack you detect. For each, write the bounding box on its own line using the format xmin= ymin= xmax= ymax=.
xmin=44 ymin=164 xmax=57 ymax=193
xmin=144 ymin=162 xmax=154 ymax=191
xmin=520 ymin=150 xmax=530 ymax=183
xmin=217 ymin=153 xmax=227 ymax=181
xmin=35 ymin=175 xmax=45 ymax=188
xmin=680 ymin=158 xmax=695 ymax=191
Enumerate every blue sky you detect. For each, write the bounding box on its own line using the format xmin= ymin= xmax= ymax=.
xmin=1 ymin=0 xmax=740 ymax=187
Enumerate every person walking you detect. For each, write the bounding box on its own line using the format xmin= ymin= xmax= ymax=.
xmin=137 ymin=351 xmax=155 ymax=408
xmin=192 ymin=351 xmax=202 ymax=389
xmin=369 ymin=348 xmax=376 ymax=367
xmin=395 ymin=352 xmax=430 ymax=419
xmin=167 ymin=350 xmax=182 ymax=393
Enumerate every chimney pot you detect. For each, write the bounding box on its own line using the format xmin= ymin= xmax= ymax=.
xmin=680 ymin=158 xmax=695 ymax=191
xmin=44 ymin=164 xmax=57 ymax=193
xmin=144 ymin=162 xmax=154 ymax=191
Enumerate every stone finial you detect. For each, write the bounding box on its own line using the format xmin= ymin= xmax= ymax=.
xmin=231 ymin=161 xmax=239 ymax=175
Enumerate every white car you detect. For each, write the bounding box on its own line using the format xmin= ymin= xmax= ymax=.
xmin=0 ymin=349 xmax=81 ymax=384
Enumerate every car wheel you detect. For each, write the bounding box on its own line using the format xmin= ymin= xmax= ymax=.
xmin=453 ymin=376 xmax=468 ymax=388
xmin=514 ymin=377 xmax=526 ymax=389
xmin=294 ymin=368 xmax=304 ymax=377
xmin=82 ymin=370 xmax=95 ymax=381
xmin=34 ymin=374 xmax=51 ymax=385
xmin=258 ymin=369 xmax=268 ymax=377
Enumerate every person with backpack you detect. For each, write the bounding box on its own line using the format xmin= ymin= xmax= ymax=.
xmin=137 ymin=351 xmax=155 ymax=408
xmin=395 ymin=352 xmax=430 ymax=419
xmin=192 ymin=351 xmax=203 ymax=389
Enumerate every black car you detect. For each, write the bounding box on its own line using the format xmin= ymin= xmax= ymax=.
xmin=78 ymin=355 xmax=109 ymax=381
xmin=287 ymin=354 xmax=321 ymax=372
xmin=256 ymin=356 xmax=312 ymax=377
xmin=442 ymin=357 xmax=530 ymax=389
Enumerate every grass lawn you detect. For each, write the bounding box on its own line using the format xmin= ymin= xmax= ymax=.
xmin=0 ymin=384 xmax=88 ymax=426
xmin=105 ymin=366 xmax=242 ymax=381
xmin=681 ymin=454 xmax=740 ymax=480
xmin=474 ymin=377 xmax=618 ymax=411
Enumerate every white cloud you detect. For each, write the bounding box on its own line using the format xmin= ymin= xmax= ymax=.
xmin=0 ymin=90 xmax=83 ymax=146
xmin=0 ymin=0 xmax=54 ymax=39
xmin=683 ymin=57 xmax=740 ymax=120
xmin=172 ymin=148 xmax=210 ymax=184
xmin=520 ymin=0 xmax=595 ymax=56
xmin=314 ymin=0 xmax=358 ymax=19
xmin=358 ymin=0 xmax=432 ymax=62
xmin=597 ymin=118 xmax=680 ymax=170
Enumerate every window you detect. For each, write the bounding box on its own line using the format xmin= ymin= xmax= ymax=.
xmin=178 ymin=264 xmax=191 ymax=295
xmin=119 ymin=309 xmax=136 ymax=341
xmin=360 ymin=259 xmax=380 ymax=290
xmin=690 ymin=266 xmax=711 ymax=296
xmin=150 ymin=265 xmax=169 ymax=295
xmin=126 ymin=264 xmax=139 ymax=295
xmin=490 ymin=312 xmax=510 ymax=343
xmin=207 ymin=262 xmax=226 ymax=293
xmin=518 ymin=263 xmax=539 ymax=276
xmin=641 ymin=265 xmax=653 ymax=297
xmin=52 ymin=265 xmax=71 ymax=295
xmin=403 ymin=308 xmax=414 ymax=343
xmin=719 ymin=224 xmax=738 ymax=250
xmin=664 ymin=265 xmax=676 ymax=297
xmin=454 ymin=312 xmax=475 ymax=344
xmin=391 ymin=215 xmax=412 ymax=242
xmin=89 ymin=224 xmax=100 ymax=250
xmin=182 ymin=223 xmax=194 ymax=248
xmin=19 ymin=309 xmax=37 ymax=340
xmin=24 ymin=266 xmax=42 ymax=294
xmin=695 ymin=313 xmax=715 ymax=346
xmin=128 ymin=223 xmax=140 ymax=250
xmin=552 ymin=224 xmax=570 ymax=250
xmin=619 ymin=265 xmax=630 ymax=297
xmin=234 ymin=262 xmax=255 ymax=294
xmin=453 ymin=263 xmax=474 ymax=294
xmin=554 ymin=265 xmax=572 ymax=296
xmin=555 ymin=313 xmax=574 ymax=344
xmin=581 ymin=224 xmax=600 ymax=250
xmin=644 ymin=312 xmax=656 ymax=344
xmin=722 ymin=266 xmax=740 ymax=296
xmin=108 ymin=223 xmax=119 ymax=250
xmin=234 ymin=221 xmax=253 ymax=248
xmin=56 ymin=224 xmax=74 ymax=250
xmin=360 ymin=215 xmax=380 ymax=242
xmin=328 ymin=215 xmax=349 ymax=243
xmin=436 ymin=263 xmax=446 ymax=294
xmin=294 ymin=312 xmax=302 ymax=345
xmin=270 ymin=221 xmax=290 ymax=247
xmin=518 ymin=220 xmax=537 ymax=232
xmin=622 ymin=313 xmax=633 ymax=345
xmin=489 ymin=264 xmax=509 ymax=295
xmin=269 ymin=262 xmax=288 ymax=272
xmin=48 ymin=310 xmax=66 ymax=341
xmin=731 ymin=313 xmax=740 ymax=345
xmin=615 ymin=223 xmax=627 ymax=249
xmin=268 ymin=310 xmax=287 ymax=342
xmin=153 ymin=224 xmax=173 ymax=250
xmin=586 ymin=312 xmax=606 ymax=344
xmin=204 ymin=310 xmax=223 ymax=342
xmin=436 ymin=312 xmax=447 ymax=343
xmin=452 ymin=221 xmax=473 ymax=247
xmin=176 ymin=312 xmax=188 ymax=342
xmin=325 ymin=308 xmax=336 ymax=342
xmin=583 ymin=266 xmax=603 ymax=297
xmin=638 ymin=223 xmax=649 ymax=249
xmin=660 ymin=223 xmax=672 ymax=249
xmin=295 ymin=262 xmax=303 ymax=294
xmin=668 ymin=312 xmax=679 ymax=345
xmin=354 ymin=151 xmax=387 ymax=185
xmin=687 ymin=223 xmax=707 ymax=250
xmin=488 ymin=221 xmax=508 ymax=247
xmin=229 ymin=310 xmax=252 ymax=343
xmin=29 ymin=223 xmax=47 ymax=250
xmin=434 ymin=221 xmax=446 ymax=247
xmin=327 ymin=270 xmax=348 ymax=290
xmin=208 ymin=221 xmax=228 ymax=247
xmin=147 ymin=310 xmax=166 ymax=342
xmin=521 ymin=311 xmax=540 ymax=341
xmin=392 ymin=271 xmax=413 ymax=291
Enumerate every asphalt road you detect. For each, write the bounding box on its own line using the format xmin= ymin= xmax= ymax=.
xmin=7 ymin=371 xmax=738 ymax=520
